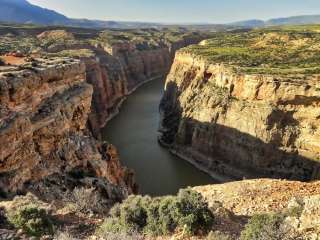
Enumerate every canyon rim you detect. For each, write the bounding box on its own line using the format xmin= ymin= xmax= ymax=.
xmin=0 ymin=1 xmax=320 ymax=239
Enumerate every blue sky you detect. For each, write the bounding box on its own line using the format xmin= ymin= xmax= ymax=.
xmin=28 ymin=0 xmax=320 ymax=23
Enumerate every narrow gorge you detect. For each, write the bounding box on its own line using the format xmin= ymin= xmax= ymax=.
xmin=1 ymin=23 xmax=320 ymax=240
xmin=0 ymin=27 xmax=211 ymax=198
xmin=2 ymin=27 xmax=320 ymax=198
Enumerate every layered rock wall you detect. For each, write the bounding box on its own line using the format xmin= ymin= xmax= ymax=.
xmin=160 ymin=52 xmax=320 ymax=181
xmin=0 ymin=29 xmax=205 ymax=196
xmin=85 ymin=38 xmax=204 ymax=134
xmin=0 ymin=59 xmax=136 ymax=196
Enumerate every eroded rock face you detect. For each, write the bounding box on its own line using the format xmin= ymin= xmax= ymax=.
xmin=0 ymin=58 xmax=136 ymax=196
xmin=159 ymin=52 xmax=320 ymax=181
xmin=85 ymin=38 xmax=204 ymax=134
xmin=0 ymin=28 xmax=205 ymax=197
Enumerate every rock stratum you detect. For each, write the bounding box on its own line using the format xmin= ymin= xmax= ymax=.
xmin=160 ymin=28 xmax=320 ymax=181
xmin=0 ymin=27 xmax=207 ymax=197
xmin=0 ymin=58 xmax=136 ymax=200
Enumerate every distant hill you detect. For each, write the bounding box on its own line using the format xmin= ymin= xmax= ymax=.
xmin=231 ymin=15 xmax=320 ymax=27
xmin=229 ymin=19 xmax=265 ymax=28
xmin=0 ymin=0 xmax=69 ymax=25
xmin=266 ymin=15 xmax=320 ymax=26
xmin=1 ymin=0 xmax=320 ymax=30
xmin=0 ymin=0 xmax=162 ymax=29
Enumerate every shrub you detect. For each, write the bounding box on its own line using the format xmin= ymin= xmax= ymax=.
xmin=175 ymin=189 xmax=214 ymax=235
xmin=97 ymin=189 xmax=214 ymax=237
xmin=97 ymin=217 xmax=126 ymax=234
xmin=116 ymin=195 xmax=149 ymax=232
xmin=144 ymin=196 xmax=178 ymax=236
xmin=285 ymin=205 xmax=303 ymax=218
xmin=240 ymin=213 xmax=299 ymax=240
xmin=7 ymin=205 xmax=54 ymax=237
xmin=67 ymin=187 xmax=106 ymax=215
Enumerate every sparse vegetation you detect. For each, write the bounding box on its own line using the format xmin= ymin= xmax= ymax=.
xmin=97 ymin=189 xmax=214 ymax=237
xmin=240 ymin=213 xmax=301 ymax=240
xmin=65 ymin=187 xmax=107 ymax=215
xmin=0 ymin=25 xmax=206 ymax=57
xmin=48 ymin=49 xmax=95 ymax=58
xmin=182 ymin=27 xmax=320 ymax=75
xmin=95 ymin=28 xmax=203 ymax=49
xmin=7 ymin=205 xmax=54 ymax=237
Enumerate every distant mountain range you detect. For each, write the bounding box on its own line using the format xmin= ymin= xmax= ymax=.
xmin=1 ymin=0 xmax=320 ymax=29
xmin=230 ymin=15 xmax=320 ymax=27
xmin=0 ymin=0 xmax=162 ymax=29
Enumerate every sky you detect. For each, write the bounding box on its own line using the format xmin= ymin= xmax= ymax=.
xmin=28 ymin=0 xmax=320 ymax=24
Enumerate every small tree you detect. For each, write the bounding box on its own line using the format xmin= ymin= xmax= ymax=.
xmin=175 ymin=189 xmax=215 ymax=235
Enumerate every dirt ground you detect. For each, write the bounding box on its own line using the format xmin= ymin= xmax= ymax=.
xmin=0 ymin=55 xmax=26 ymax=65
xmin=195 ymin=179 xmax=320 ymax=216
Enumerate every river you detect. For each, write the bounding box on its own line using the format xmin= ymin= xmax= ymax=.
xmin=102 ymin=77 xmax=215 ymax=196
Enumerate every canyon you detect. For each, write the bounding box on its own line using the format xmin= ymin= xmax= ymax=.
xmin=1 ymin=24 xmax=320 ymax=239
xmin=159 ymin=30 xmax=320 ymax=181
xmin=0 ymin=27 xmax=208 ymax=198
xmin=84 ymin=31 xmax=206 ymax=138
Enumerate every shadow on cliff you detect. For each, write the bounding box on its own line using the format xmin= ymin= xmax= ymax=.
xmin=159 ymin=82 xmax=320 ymax=182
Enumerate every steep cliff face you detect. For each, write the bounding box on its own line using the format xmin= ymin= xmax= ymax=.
xmin=0 ymin=27 xmax=207 ymax=198
xmin=160 ymin=50 xmax=320 ymax=181
xmin=0 ymin=58 xmax=136 ymax=197
xmin=0 ymin=27 xmax=207 ymax=137
xmin=86 ymin=37 xmax=205 ymax=133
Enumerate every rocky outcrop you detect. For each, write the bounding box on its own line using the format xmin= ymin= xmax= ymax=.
xmin=0 ymin=58 xmax=136 ymax=197
xmin=159 ymin=51 xmax=320 ymax=181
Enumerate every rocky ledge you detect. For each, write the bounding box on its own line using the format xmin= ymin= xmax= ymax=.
xmin=159 ymin=29 xmax=320 ymax=181
xmin=0 ymin=58 xmax=136 ymax=199
xmin=195 ymin=178 xmax=320 ymax=239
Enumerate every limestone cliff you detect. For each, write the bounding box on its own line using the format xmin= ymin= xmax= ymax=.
xmin=159 ymin=34 xmax=320 ymax=181
xmin=0 ymin=58 xmax=136 ymax=197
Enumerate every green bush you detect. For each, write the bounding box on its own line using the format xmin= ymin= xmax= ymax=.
xmin=175 ymin=189 xmax=215 ymax=235
xmin=96 ymin=217 xmax=126 ymax=236
xmin=240 ymin=213 xmax=284 ymax=240
xmin=118 ymin=195 xmax=149 ymax=232
xmin=144 ymin=196 xmax=178 ymax=235
xmin=8 ymin=206 xmax=54 ymax=237
xmin=97 ymin=189 xmax=214 ymax=237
